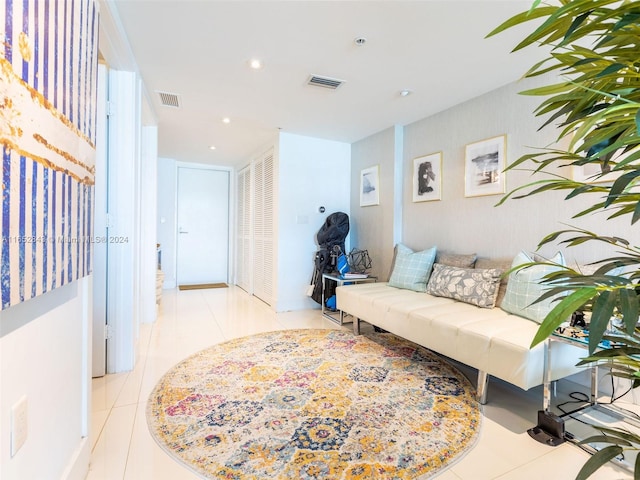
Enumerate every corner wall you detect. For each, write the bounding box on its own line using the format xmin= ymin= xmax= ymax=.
xmin=350 ymin=127 xmax=398 ymax=280
xmin=157 ymin=157 xmax=178 ymax=288
xmin=0 ymin=278 xmax=92 ymax=480
xmin=276 ymin=132 xmax=351 ymax=311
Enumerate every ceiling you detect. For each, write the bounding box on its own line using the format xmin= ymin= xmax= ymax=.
xmin=106 ymin=0 xmax=546 ymax=167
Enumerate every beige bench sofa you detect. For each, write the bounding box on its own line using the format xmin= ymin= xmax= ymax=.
xmin=336 ymin=279 xmax=585 ymax=404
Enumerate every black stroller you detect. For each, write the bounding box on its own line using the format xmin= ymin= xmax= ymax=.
xmin=310 ymin=212 xmax=349 ymax=306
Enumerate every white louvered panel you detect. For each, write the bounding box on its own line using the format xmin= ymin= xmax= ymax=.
xmin=263 ymin=154 xmax=274 ymax=237
xmin=243 ymin=168 xmax=251 ymax=235
xmin=252 ymin=149 xmax=275 ymax=305
xmin=253 ymin=238 xmax=265 ymax=298
xmin=235 ymin=169 xmax=246 ymax=290
xmin=241 ymin=237 xmax=251 ymax=292
xmin=235 ymin=167 xmax=251 ymax=292
xmin=254 ymin=161 xmax=264 ymax=237
xmin=241 ymin=167 xmax=252 ymax=292
xmin=263 ymin=239 xmax=274 ymax=297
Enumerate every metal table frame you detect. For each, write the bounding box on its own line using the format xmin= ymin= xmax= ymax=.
xmin=321 ymin=273 xmax=377 ymax=325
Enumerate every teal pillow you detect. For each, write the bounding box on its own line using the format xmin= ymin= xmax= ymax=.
xmin=388 ymin=244 xmax=437 ymax=292
xmin=501 ymin=251 xmax=566 ymax=323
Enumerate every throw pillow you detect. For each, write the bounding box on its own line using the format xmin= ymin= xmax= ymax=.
xmin=500 ymin=251 xmax=566 ymax=323
xmin=387 ymin=244 xmax=437 ymax=292
xmin=435 ymin=252 xmax=477 ymax=269
xmin=475 ymin=257 xmax=513 ymax=307
xmin=426 ymin=264 xmax=503 ymax=308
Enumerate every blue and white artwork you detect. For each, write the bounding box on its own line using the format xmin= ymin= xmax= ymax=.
xmin=0 ymin=0 xmax=98 ymax=309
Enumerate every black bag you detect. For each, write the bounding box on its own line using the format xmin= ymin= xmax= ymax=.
xmin=310 ymin=212 xmax=350 ymax=305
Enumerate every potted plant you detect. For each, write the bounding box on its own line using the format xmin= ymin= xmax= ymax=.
xmin=487 ymin=1 xmax=640 ymax=478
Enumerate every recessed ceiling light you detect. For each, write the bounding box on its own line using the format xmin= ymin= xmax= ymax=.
xmin=209 ymin=145 xmax=216 ymax=150
xmin=400 ymin=89 xmax=412 ymax=97
xmin=354 ymin=37 xmax=367 ymax=46
xmin=249 ymin=59 xmax=263 ymax=69
xmin=222 ymin=117 xmax=231 ymax=124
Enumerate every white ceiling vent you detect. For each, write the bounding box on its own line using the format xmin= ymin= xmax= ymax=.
xmin=307 ymin=75 xmax=345 ymax=90
xmin=157 ymin=91 xmax=181 ymax=108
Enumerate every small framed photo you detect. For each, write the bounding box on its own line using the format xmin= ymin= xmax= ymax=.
xmin=571 ymin=146 xmax=638 ymax=183
xmin=360 ymin=165 xmax=380 ymax=206
xmin=464 ymin=135 xmax=507 ymax=197
xmin=413 ymin=152 xmax=442 ymax=202
xmin=572 ymin=163 xmax=617 ymax=183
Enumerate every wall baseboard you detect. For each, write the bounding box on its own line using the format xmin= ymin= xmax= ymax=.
xmin=60 ymin=437 xmax=90 ymax=480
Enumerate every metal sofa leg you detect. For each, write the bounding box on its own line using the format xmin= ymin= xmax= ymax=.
xmin=477 ymin=370 xmax=489 ymax=404
xmin=353 ymin=317 xmax=361 ymax=335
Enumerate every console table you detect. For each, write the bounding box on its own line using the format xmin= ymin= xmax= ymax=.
xmin=321 ymin=273 xmax=377 ymax=325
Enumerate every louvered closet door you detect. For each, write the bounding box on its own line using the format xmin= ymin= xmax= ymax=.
xmin=253 ymin=151 xmax=275 ymax=305
xmin=236 ymin=167 xmax=251 ymax=292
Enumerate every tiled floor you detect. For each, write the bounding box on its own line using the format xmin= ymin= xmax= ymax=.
xmin=87 ymin=286 xmax=632 ymax=479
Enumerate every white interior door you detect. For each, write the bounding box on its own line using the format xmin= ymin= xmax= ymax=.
xmin=177 ymin=167 xmax=229 ymax=285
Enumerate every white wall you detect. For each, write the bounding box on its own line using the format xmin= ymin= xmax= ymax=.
xmin=106 ymin=70 xmax=141 ymax=373
xmin=352 ymin=75 xmax=640 ymax=272
xmin=0 ymin=278 xmax=92 ymax=480
xmin=157 ymin=157 xmax=178 ymax=288
xmin=350 ymin=126 xmax=399 ymax=281
xmin=401 ymin=75 xmax=640 ymax=265
xmin=140 ymin=126 xmax=158 ymax=324
xmin=276 ymin=132 xmax=351 ymax=312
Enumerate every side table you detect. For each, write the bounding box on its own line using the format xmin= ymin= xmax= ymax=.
xmin=321 ymin=273 xmax=377 ymax=325
xmin=531 ymin=329 xmax=639 ymax=474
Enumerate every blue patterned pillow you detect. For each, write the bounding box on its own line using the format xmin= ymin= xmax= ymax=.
xmin=501 ymin=251 xmax=566 ymax=323
xmin=388 ymin=244 xmax=437 ymax=292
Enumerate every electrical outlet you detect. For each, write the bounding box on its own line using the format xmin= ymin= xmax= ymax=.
xmin=11 ymin=396 xmax=28 ymax=457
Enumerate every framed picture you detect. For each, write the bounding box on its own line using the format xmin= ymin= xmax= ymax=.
xmin=360 ymin=165 xmax=380 ymax=206
xmin=572 ymin=163 xmax=617 ymax=183
xmin=412 ymin=152 xmax=442 ymax=202
xmin=571 ymin=146 xmax=638 ymax=183
xmin=464 ymin=135 xmax=507 ymax=197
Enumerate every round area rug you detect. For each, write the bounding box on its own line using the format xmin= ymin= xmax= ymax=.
xmin=147 ymin=329 xmax=481 ymax=479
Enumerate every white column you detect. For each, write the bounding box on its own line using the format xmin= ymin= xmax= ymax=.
xmin=106 ymin=69 xmax=140 ymax=373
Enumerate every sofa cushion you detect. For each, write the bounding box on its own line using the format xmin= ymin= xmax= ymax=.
xmin=435 ymin=252 xmax=477 ymax=268
xmin=388 ymin=244 xmax=437 ymax=292
xmin=475 ymin=257 xmax=513 ymax=307
xmin=500 ymin=251 xmax=566 ymax=323
xmin=426 ymin=264 xmax=502 ymax=308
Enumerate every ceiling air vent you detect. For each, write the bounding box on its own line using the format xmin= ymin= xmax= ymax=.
xmin=307 ymin=75 xmax=345 ymax=90
xmin=157 ymin=91 xmax=181 ymax=108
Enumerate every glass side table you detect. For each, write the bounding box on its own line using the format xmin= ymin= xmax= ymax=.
xmin=532 ymin=328 xmax=640 ymax=474
xmin=321 ymin=273 xmax=377 ymax=325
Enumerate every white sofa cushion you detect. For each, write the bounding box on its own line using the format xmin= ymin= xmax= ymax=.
xmin=336 ymin=282 xmax=585 ymax=391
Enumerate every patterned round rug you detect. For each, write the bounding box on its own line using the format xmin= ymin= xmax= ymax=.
xmin=147 ymin=329 xmax=481 ymax=479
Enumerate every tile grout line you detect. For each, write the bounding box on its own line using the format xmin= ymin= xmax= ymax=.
xmin=121 ymin=310 xmax=159 ymax=479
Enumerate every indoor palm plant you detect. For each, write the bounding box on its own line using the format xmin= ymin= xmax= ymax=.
xmin=487 ymin=1 xmax=640 ymax=478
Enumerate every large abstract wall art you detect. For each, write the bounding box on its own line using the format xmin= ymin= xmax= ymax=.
xmin=1 ymin=0 xmax=98 ymax=309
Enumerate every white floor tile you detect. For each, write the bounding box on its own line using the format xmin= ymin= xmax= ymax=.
xmin=87 ymin=404 xmax=137 ymax=480
xmin=87 ymin=286 xmax=634 ymax=480
xmin=123 ymin=401 xmax=202 ymax=480
xmin=494 ymin=443 xmax=630 ymax=480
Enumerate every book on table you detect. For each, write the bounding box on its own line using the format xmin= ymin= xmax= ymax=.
xmin=342 ymin=272 xmax=369 ymax=279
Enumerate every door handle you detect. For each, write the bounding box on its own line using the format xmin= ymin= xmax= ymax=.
xmin=179 ymin=228 xmax=189 ymax=234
